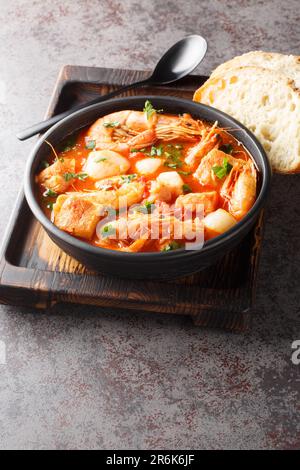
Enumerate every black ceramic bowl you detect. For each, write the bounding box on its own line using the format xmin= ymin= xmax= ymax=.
xmin=24 ymin=96 xmax=271 ymax=280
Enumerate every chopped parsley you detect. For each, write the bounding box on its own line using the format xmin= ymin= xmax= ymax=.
xmin=182 ymin=183 xmax=192 ymax=194
xmin=76 ymin=173 xmax=89 ymax=181
xmin=41 ymin=160 xmax=49 ymax=169
xmin=131 ymin=145 xmax=163 ymax=157
xmin=212 ymin=157 xmax=233 ymax=179
xmin=163 ymin=144 xmax=183 ymax=169
xmin=46 ymin=202 xmax=54 ymax=210
xmin=150 ymin=145 xmax=163 ymax=157
xmin=143 ymin=100 xmax=163 ymax=119
xmin=131 ymin=142 xmax=184 ymax=169
xmin=162 ymin=241 xmax=183 ymax=252
xmin=120 ymin=174 xmax=137 ymax=183
xmin=178 ymin=170 xmax=192 ymax=176
xmin=144 ymin=201 xmax=155 ymax=213
xmin=101 ymin=224 xmax=115 ymax=238
xmin=134 ymin=201 xmax=155 ymax=215
xmin=103 ymin=121 xmax=120 ymax=128
xmin=95 ymin=157 xmax=107 ymax=163
xmin=63 ymin=172 xmax=88 ymax=182
xmin=164 ymin=162 xmax=181 ymax=169
xmin=43 ymin=188 xmax=57 ymax=198
xmin=85 ymin=139 xmax=96 ymax=150
xmin=220 ymin=143 xmax=233 ymax=155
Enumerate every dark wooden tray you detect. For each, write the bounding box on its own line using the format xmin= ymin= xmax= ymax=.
xmin=0 ymin=65 xmax=264 ymax=331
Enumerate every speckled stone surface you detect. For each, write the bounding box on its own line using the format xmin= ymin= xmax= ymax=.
xmin=0 ymin=0 xmax=299 ymax=450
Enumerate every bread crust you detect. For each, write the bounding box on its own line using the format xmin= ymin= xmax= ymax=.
xmin=210 ymin=51 xmax=300 ymax=88
xmin=194 ymin=60 xmax=300 ymax=173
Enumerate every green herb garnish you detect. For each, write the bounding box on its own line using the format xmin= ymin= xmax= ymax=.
xmin=85 ymin=139 xmax=96 ymax=150
xmin=95 ymin=158 xmax=107 ymax=163
xmin=164 ymin=162 xmax=179 ymax=169
xmin=182 ymin=183 xmax=192 ymax=194
xmin=43 ymin=188 xmax=57 ymax=198
xmin=143 ymin=100 xmax=163 ymax=119
xmin=101 ymin=224 xmax=115 ymax=238
xmin=41 ymin=160 xmax=49 ymax=169
xmin=120 ymin=174 xmax=137 ymax=183
xmin=178 ymin=170 xmax=192 ymax=176
xmin=131 ymin=145 xmax=163 ymax=157
xmin=150 ymin=145 xmax=163 ymax=157
xmin=144 ymin=201 xmax=155 ymax=213
xmin=75 ymin=173 xmax=89 ymax=181
xmin=63 ymin=172 xmax=74 ymax=182
xmin=46 ymin=202 xmax=54 ymax=210
xmin=162 ymin=241 xmax=182 ymax=252
xmin=103 ymin=121 xmax=120 ymax=128
xmin=63 ymin=172 xmax=88 ymax=182
xmin=220 ymin=143 xmax=233 ymax=155
xmin=134 ymin=201 xmax=155 ymax=215
xmin=163 ymin=144 xmax=183 ymax=169
xmin=212 ymin=157 xmax=233 ymax=179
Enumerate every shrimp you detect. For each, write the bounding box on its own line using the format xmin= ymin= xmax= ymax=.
xmin=119 ymin=238 xmax=149 ymax=252
xmin=95 ymin=174 xmax=134 ymax=190
xmin=175 ymin=191 xmax=219 ymax=215
xmin=221 ymin=160 xmax=257 ymax=220
xmin=98 ymin=212 xmax=203 ymax=248
xmin=194 ymin=148 xmax=256 ymax=220
xmin=86 ymin=110 xmax=203 ymax=152
xmin=36 ymin=158 xmax=76 ymax=193
xmin=70 ymin=180 xmax=145 ymax=209
xmin=185 ymin=122 xmax=221 ymax=167
xmin=194 ymin=149 xmax=243 ymax=187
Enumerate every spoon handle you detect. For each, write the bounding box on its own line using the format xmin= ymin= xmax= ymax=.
xmin=16 ymin=78 xmax=150 ymax=141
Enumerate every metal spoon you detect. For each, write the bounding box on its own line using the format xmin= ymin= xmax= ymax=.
xmin=17 ymin=35 xmax=207 ymax=141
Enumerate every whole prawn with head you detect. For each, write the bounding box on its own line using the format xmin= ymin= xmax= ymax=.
xmin=86 ymin=101 xmax=203 ymax=157
xmin=195 ymin=149 xmax=257 ymax=220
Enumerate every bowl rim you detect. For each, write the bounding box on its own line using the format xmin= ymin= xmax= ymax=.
xmin=24 ymin=95 xmax=272 ymax=260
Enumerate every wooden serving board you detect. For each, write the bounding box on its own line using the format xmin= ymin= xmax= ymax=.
xmin=0 ymin=66 xmax=264 ymax=331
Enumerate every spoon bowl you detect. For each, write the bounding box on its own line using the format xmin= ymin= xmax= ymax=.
xmin=150 ymin=35 xmax=207 ymax=84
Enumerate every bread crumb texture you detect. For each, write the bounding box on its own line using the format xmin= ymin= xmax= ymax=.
xmin=194 ymin=52 xmax=300 ymax=173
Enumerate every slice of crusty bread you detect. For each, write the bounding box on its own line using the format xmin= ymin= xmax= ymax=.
xmin=194 ymin=66 xmax=300 ymax=173
xmin=210 ymin=51 xmax=300 ymax=88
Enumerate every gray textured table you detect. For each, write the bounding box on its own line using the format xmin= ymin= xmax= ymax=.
xmin=0 ymin=0 xmax=299 ymax=450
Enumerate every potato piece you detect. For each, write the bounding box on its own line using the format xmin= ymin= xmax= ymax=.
xmin=135 ymin=158 xmax=163 ymax=176
xmin=84 ymin=150 xmax=130 ymax=180
xmin=204 ymin=208 xmax=237 ymax=239
xmin=37 ymin=158 xmax=76 ymax=193
xmin=53 ymin=194 xmax=101 ymax=240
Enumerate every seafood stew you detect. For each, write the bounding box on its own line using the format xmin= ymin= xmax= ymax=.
xmin=36 ymin=100 xmax=258 ymax=253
